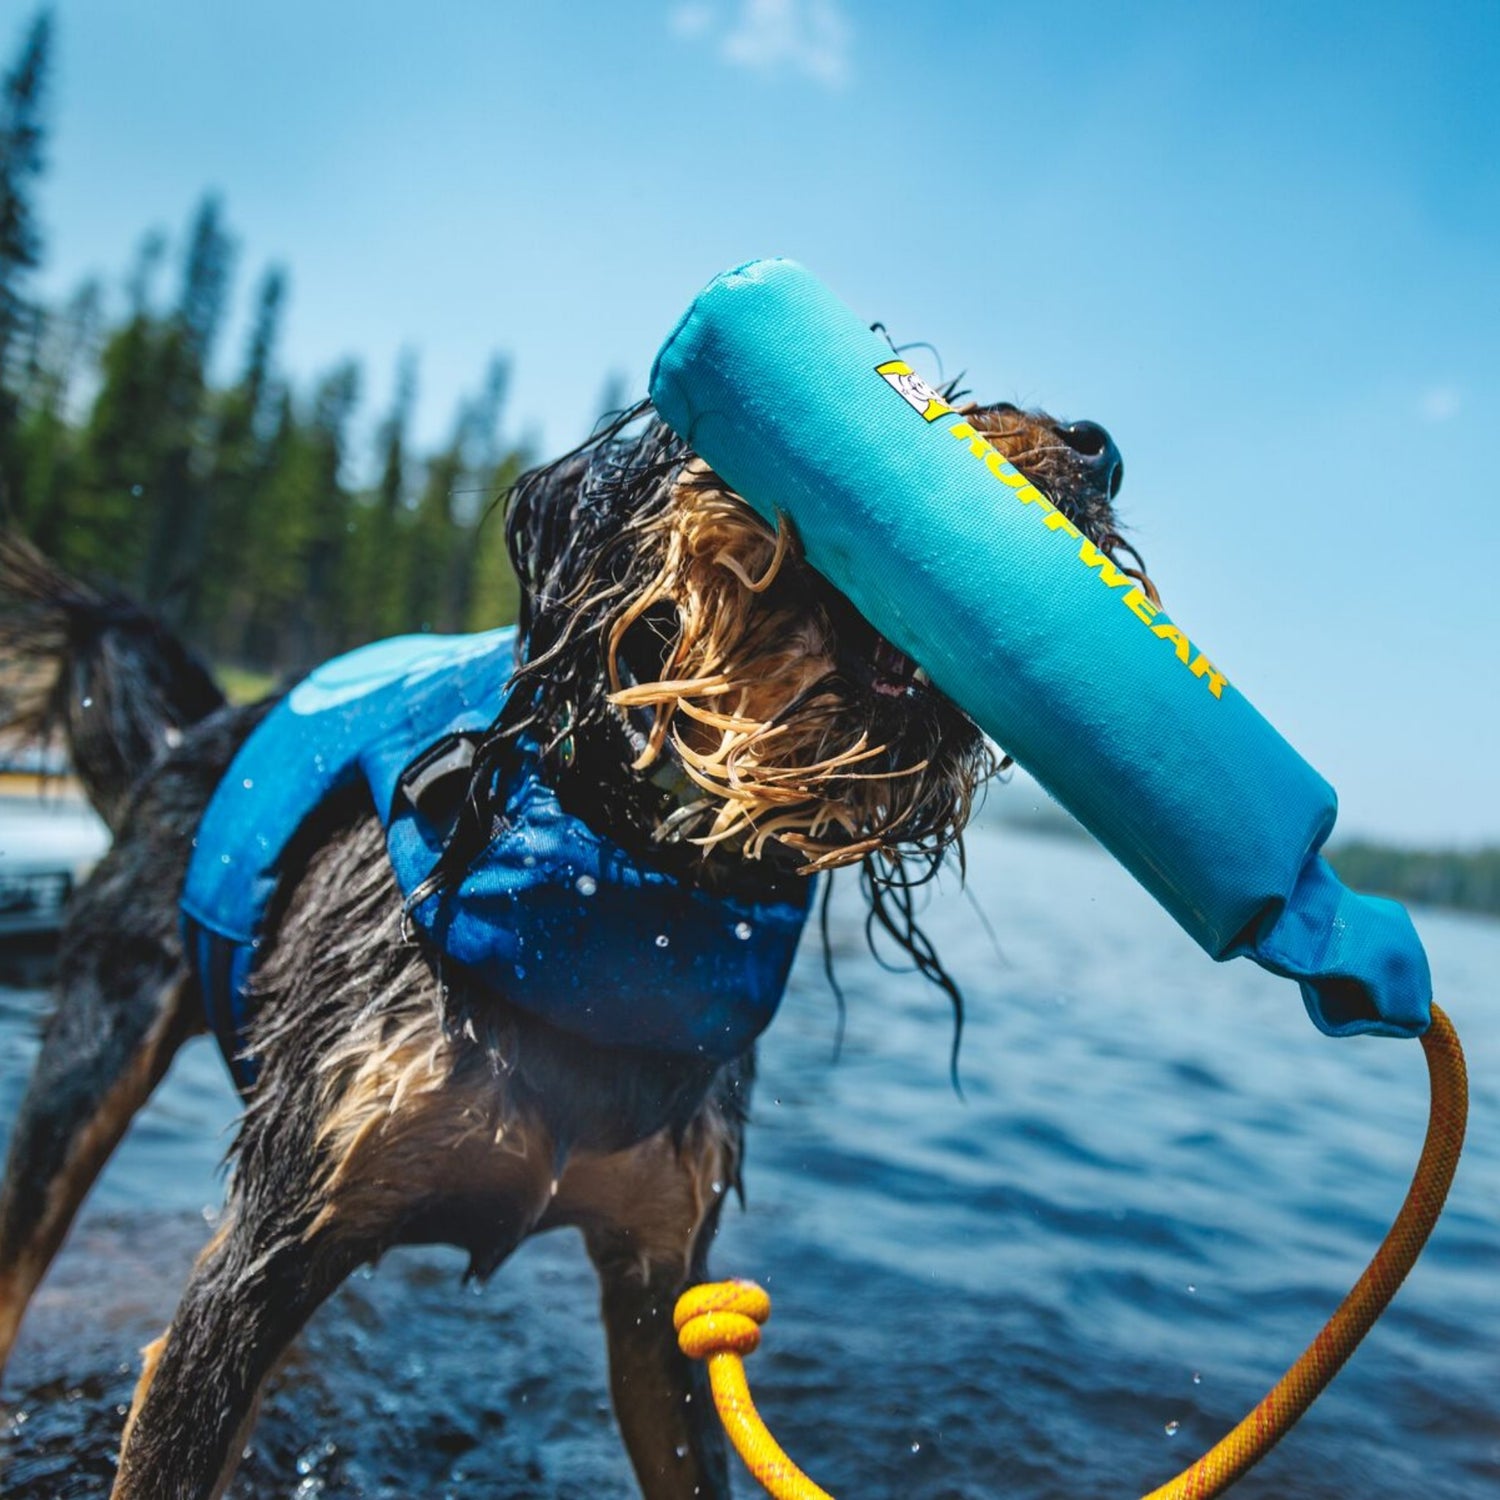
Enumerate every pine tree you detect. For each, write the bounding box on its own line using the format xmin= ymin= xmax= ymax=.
xmin=453 ymin=356 xmax=521 ymax=632
xmin=237 ymin=359 xmax=359 ymax=673
xmin=464 ymin=444 xmax=526 ymax=634
xmin=198 ymin=266 xmax=287 ymax=654
xmin=138 ymin=195 xmax=235 ymax=612
xmin=466 ymin=357 xmax=511 ymax=482
xmin=348 ymin=350 xmax=416 ymax=640
xmin=15 ymin=277 xmax=98 ymax=552
xmin=69 ymin=234 xmax=168 ymax=583
xmin=299 ymin=360 xmax=360 ymax=660
xmin=0 ymin=8 xmax=51 ymax=506
xmin=404 ymin=438 xmax=460 ymax=635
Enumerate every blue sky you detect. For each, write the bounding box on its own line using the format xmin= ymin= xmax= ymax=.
xmin=21 ymin=0 xmax=1500 ymax=845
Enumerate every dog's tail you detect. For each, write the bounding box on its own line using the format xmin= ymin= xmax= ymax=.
xmin=0 ymin=531 xmax=224 ymax=830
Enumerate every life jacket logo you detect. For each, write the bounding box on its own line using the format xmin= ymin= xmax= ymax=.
xmin=875 ymin=359 xmax=954 ymax=422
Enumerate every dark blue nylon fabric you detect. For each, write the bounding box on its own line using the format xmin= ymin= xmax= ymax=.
xmin=181 ymin=628 xmax=813 ymax=1090
xmin=649 ymin=258 xmax=1431 ymax=1039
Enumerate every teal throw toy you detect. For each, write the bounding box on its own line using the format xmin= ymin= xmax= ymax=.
xmin=649 ymin=258 xmax=1430 ymax=1041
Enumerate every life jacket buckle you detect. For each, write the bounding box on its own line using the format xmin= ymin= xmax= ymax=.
xmin=399 ymin=732 xmax=479 ymax=825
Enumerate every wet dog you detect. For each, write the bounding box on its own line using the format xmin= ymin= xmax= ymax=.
xmin=0 ymin=398 xmax=1139 ymax=1498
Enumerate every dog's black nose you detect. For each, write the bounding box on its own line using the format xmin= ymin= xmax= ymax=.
xmin=1060 ymin=420 xmax=1124 ymax=500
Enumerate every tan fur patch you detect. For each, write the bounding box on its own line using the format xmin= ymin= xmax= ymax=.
xmin=545 ymin=1109 xmax=738 ymax=1282
xmin=605 ymin=464 xmax=943 ymax=871
xmin=114 ymin=1329 xmax=168 ymax=1481
xmin=305 ymin=989 xmax=552 ymax=1243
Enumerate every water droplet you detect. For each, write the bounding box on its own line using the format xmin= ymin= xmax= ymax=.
xmin=549 ymin=1178 xmax=559 ymax=1197
xmin=675 ymin=1444 xmax=688 ymax=1459
xmin=514 ymin=964 xmax=527 ymax=979
xmin=909 ymin=1440 xmax=922 ymax=1454
xmin=1192 ymin=1372 xmax=1201 ymax=1385
xmin=655 ymin=934 xmax=670 ymax=948
xmin=711 ymin=1180 xmax=723 ymax=1195
xmin=575 ymin=874 xmax=598 ymax=896
xmin=734 ymin=921 xmax=752 ymax=940
xmin=522 ymin=853 xmax=537 ymax=867
xmin=130 ymin=483 xmax=143 ymax=497
xmin=81 ymin=695 xmax=93 ymax=708
xmin=220 ymin=853 xmax=232 ymax=865
xmin=1186 ymin=1284 xmax=1196 ymax=1294
xmin=1164 ymin=1420 xmax=1180 ymax=1437
xmin=242 ymin=777 xmax=254 ymax=790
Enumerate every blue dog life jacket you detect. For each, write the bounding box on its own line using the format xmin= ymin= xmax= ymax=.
xmin=181 ymin=628 xmax=814 ymax=1092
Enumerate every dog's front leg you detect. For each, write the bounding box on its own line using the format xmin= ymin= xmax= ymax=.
xmin=561 ymin=1123 xmax=739 ymax=1500
xmin=587 ymin=1222 xmax=733 ymax=1500
xmin=109 ymin=1189 xmax=367 ymax=1500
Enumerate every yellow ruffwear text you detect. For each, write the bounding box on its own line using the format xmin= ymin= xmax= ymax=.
xmin=945 ymin=420 xmax=1227 ymax=699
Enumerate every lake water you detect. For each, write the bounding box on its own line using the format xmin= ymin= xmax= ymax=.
xmin=1 ymin=822 xmax=1495 ymax=1498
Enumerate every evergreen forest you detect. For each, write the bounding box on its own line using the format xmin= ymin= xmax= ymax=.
xmin=0 ymin=10 xmax=530 ymax=687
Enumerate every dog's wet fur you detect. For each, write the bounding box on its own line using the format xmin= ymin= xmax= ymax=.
xmin=0 ymin=398 xmax=1140 ymax=1498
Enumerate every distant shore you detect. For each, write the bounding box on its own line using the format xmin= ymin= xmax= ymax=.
xmin=1325 ymin=842 xmax=1500 ymax=921
xmin=979 ymin=794 xmax=1500 ymax=921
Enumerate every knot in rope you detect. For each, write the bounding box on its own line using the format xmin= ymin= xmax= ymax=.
xmin=675 ymin=1278 xmax=770 ymax=1360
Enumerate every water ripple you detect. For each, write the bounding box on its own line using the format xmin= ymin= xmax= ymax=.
xmin=2 ymin=827 xmax=1496 ymax=1497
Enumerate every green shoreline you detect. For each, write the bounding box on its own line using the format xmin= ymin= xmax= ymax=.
xmin=980 ymin=800 xmax=1500 ymax=921
xmin=1325 ymin=842 xmax=1500 ymax=922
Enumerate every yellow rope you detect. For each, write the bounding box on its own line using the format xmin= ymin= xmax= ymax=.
xmin=676 ymin=1004 xmax=1468 ymax=1500
xmin=674 ymin=1280 xmax=836 ymax=1500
